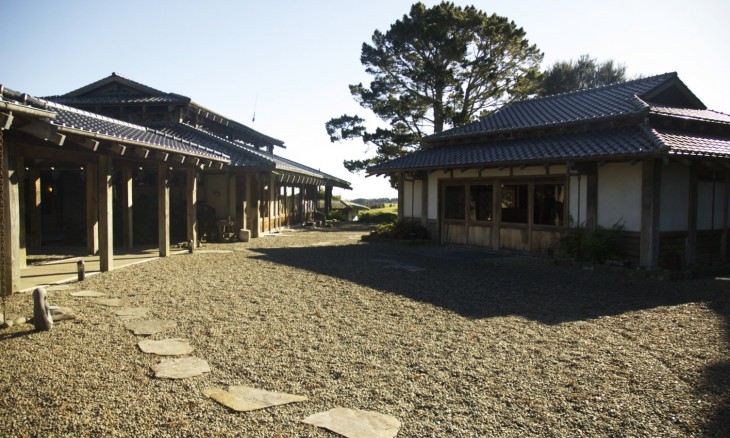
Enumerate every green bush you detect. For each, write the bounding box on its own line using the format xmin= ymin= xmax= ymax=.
xmin=557 ymin=222 xmax=624 ymax=263
xmin=358 ymin=211 xmax=398 ymax=224
xmin=327 ymin=209 xmax=347 ymax=221
xmin=371 ymin=219 xmax=428 ymax=240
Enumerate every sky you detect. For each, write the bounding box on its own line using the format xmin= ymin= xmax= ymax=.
xmin=2 ymin=0 xmax=729 ymax=200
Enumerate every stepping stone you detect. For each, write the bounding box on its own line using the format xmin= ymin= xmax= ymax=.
xmin=93 ymin=297 xmax=131 ymax=307
xmin=70 ymin=290 xmax=107 ymax=298
xmin=138 ymin=339 xmax=193 ymax=356
xmin=302 ymin=408 xmax=401 ymax=438
xmin=151 ymin=357 xmax=210 ymax=379
xmin=114 ymin=307 xmax=149 ymax=320
xmin=49 ymin=306 xmax=77 ymax=322
xmin=125 ymin=319 xmax=177 ymax=335
xmin=203 ymin=386 xmax=308 ymax=412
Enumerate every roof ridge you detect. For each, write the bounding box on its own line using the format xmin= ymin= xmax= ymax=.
xmin=45 ymin=100 xmax=150 ymax=132
xmin=529 ymin=72 xmax=677 ymax=103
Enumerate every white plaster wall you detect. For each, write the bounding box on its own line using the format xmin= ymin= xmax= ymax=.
xmin=407 ymin=179 xmax=423 ymax=219
xmin=402 ymin=179 xmax=414 ymax=219
xmin=659 ymin=163 xmax=689 ymax=231
xmin=204 ymin=174 xmax=228 ymax=219
xmin=597 ymin=163 xmax=642 ymax=231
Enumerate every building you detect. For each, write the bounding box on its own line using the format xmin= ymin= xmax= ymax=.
xmin=368 ymin=73 xmax=730 ymax=269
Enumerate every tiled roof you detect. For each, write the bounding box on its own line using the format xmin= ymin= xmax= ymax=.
xmin=657 ymin=129 xmax=730 ymax=158
xmin=44 ymin=102 xmax=228 ymax=160
xmin=369 ymin=126 xmax=662 ymax=173
xmin=49 ymin=95 xmax=189 ymax=105
xmin=1 ymin=86 xmax=228 ymax=162
xmin=650 ymin=106 xmax=730 ymax=124
xmin=426 ymin=73 xmax=680 ymax=142
xmin=161 ymin=124 xmax=351 ymax=188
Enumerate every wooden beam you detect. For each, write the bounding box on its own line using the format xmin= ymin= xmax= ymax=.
xmin=3 ymin=140 xmax=21 ymax=293
xmin=108 ymin=143 xmax=127 ymax=155
xmin=1 ymin=111 xmax=13 ymax=130
xmin=68 ymin=136 xmax=100 ymax=151
xmin=186 ymin=168 xmax=197 ymax=248
xmin=29 ymin=168 xmax=41 ymax=247
xmin=170 ymin=154 xmax=186 ymax=164
xmin=122 ymin=167 xmax=133 ymax=249
xmin=158 ymin=163 xmax=170 ymax=257
xmin=86 ymin=162 xmax=99 ymax=255
xmin=98 ymin=155 xmax=113 ymax=271
xmin=133 ymin=147 xmax=150 ymax=159
xmin=18 ymin=121 xmax=65 ymax=145
xmin=155 ymin=151 xmax=169 ymax=162
xmin=639 ymin=159 xmax=660 ymax=269
xmin=16 ymin=156 xmax=26 ymax=268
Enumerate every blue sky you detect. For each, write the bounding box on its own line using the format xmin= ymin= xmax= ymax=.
xmin=2 ymin=0 xmax=729 ymax=199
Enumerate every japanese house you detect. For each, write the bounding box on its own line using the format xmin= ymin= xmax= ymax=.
xmin=368 ymin=73 xmax=730 ymax=269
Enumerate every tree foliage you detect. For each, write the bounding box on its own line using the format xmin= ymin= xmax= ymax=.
xmin=540 ymin=54 xmax=628 ymax=96
xmin=326 ymin=2 xmax=543 ymax=175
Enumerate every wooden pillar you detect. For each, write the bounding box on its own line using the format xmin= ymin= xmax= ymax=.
xmin=585 ymin=163 xmax=598 ymax=231
xmin=282 ymin=185 xmax=288 ymax=226
xmin=16 ymin=156 xmax=25 ymax=268
xmin=324 ymin=184 xmax=332 ymax=214
xmin=397 ymin=173 xmax=405 ymax=218
xmin=639 ymin=159 xmax=660 ymax=269
xmin=421 ymin=174 xmax=429 ymax=226
xmin=186 ymin=168 xmax=197 ymax=248
xmin=3 ymin=141 xmax=21 ymax=294
xmin=686 ymin=164 xmax=698 ymax=265
xmin=29 ymin=168 xmax=41 ymax=247
xmin=722 ymin=171 xmax=729 ymax=263
xmin=86 ymin=163 xmax=99 ymax=255
xmin=98 ymin=155 xmax=113 ymax=272
xmin=122 ymin=167 xmax=133 ymax=249
xmin=493 ymin=181 xmax=502 ymax=251
xmin=158 ymin=164 xmax=170 ymax=257
xmin=227 ymin=171 xmax=236 ymax=221
xmin=247 ymin=175 xmax=260 ymax=238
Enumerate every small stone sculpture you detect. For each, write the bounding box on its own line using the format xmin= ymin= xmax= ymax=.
xmin=33 ymin=287 xmax=53 ymax=331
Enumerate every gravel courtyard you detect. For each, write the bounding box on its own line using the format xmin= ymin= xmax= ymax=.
xmin=1 ymin=223 xmax=729 ymax=436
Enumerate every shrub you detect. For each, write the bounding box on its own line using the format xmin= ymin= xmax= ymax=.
xmin=371 ymin=219 xmax=428 ymax=240
xmin=557 ymin=222 xmax=624 ymax=263
xmin=358 ymin=211 xmax=398 ymax=224
xmin=327 ymin=209 xmax=347 ymax=221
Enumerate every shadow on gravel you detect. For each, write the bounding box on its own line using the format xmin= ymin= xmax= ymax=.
xmin=251 ymin=241 xmax=730 ymax=435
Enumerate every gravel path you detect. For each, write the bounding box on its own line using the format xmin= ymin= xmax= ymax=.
xmin=1 ymin=223 xmax=729 ymax=436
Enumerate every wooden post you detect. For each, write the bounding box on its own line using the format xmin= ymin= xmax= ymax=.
xmin=98 ymin=155 xmax=113 ymax=272
xmin=29 ymin=168 xmax=41 ymax=247
xmin=247 ymin=174 xmax=260 ymax=238
xmin=158 ymin=164 xmax=170 ymax=257
xmin=186 ymin=168 xmax=197 ymax=248
xmin=122 ymin=167 xmax=133 ymax=249
xmin=86 ymin=162 xmax=99 ymax=255
xmin=639 ymin=159 xmax=660 ymax=269
xmin=3 ymin=142 xmax=21 ymax=294
xmin=722 ymin=171 xmax=729 ymax=263
xmin=421 ymin=174 xmax=429 ymax=227
xmin=493 ymin=181 xmax=502 ymax=251
xmin=227 ymin=172 xmax=236 ymax=223
xmin=585 ymin=163 xmax=598 ymax=231
xmin=16 ymin=156 xmax=25 ymax=268
xmin=398 ymin=173 xmax=405 ymax=219
xmin=686 ymin=164 xmax=698 ymax=265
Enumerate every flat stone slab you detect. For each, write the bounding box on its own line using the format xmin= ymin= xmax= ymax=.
xmin=203 ymin=386 xmax=308 ymax=412
xmin=138 ymin=339 xmax=194 ymax=356
xmin=114 ymin=307 xmax=149 ymax=319
xmin=302 ymin=408 xmax=401 ymax=438
xmin=93 ymin=297 xmax=131 ymax=307
xmin=70 ymin=290 xmax=107 ymax=298
xmin=152 ymin=357 xmax=210 ymax=379
xmin=125 ymin=319 xmax=177 ymax=335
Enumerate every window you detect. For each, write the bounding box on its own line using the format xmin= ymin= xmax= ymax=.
xmin=534 ymin=183 xmax=565 ymax=226
xmin=444 ymin=186 xmax=465 ymax=220
xmin=469 ymin=185 xmax=493 ymax=221
xmin=501 ymin=184 xmax=528 ymax=223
